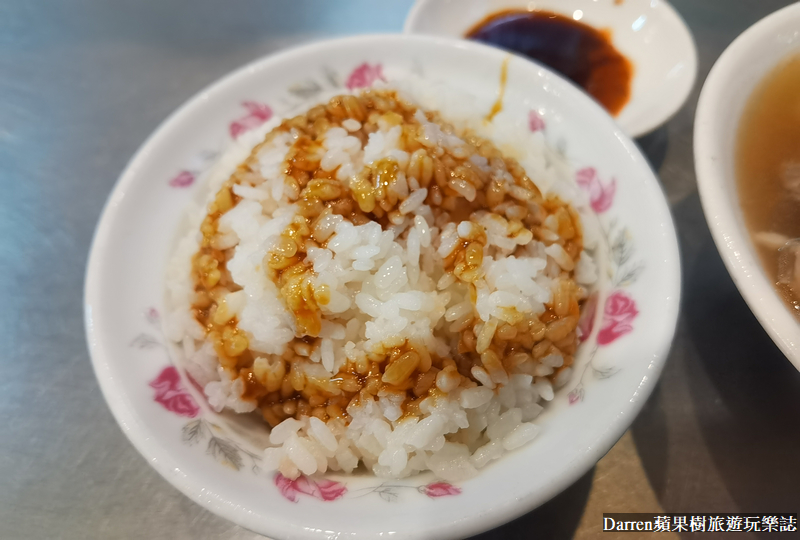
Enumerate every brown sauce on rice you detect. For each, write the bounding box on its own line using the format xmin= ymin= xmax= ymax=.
xmin=189 ymin=90 xmax=584 ymax=427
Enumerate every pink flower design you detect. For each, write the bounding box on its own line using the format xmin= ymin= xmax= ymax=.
xmin=229 ymin=101 xmax=273 ymax=139
xmin=577 ymin=292 xmax=599 ymax=342
xmin=528 ymin=111 xmax=546 ymax=132
xmin=275 ymin=474 xmax=347 ymax=503
xmin=597 ymin=291 xmax=638 ymax=345
xmin=345 ymin=63 xmax=385 ymax=90
xmin=575 ymin=167 xmax=616 ymax=213
xmin=568 ymin=387 xmax=584 ymax=405
xmin=145 ymin=307 xmax=160 ymax=325
xmin=149 ymin=366 xmax=200 ymax=418
xmin=421 ymin=482 xmax=461 ymax=498
xmin=169 ymin=170 xmax=195 ymax=188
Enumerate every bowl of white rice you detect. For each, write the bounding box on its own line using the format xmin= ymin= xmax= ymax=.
xmin=85 ymin=34 xmax=680 ymax=539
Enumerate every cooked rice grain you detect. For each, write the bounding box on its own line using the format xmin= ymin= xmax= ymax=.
xmin=166 ymin=85 xmax=598 ymax=482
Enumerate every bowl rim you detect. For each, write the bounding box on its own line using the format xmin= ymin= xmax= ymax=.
xmin=84 ymin=33 xmax=682 ymax=539
xmin=694 ymin=2 xmax=800 ymax=371
xmin=402 ymin=0 xmax=699 ymax=137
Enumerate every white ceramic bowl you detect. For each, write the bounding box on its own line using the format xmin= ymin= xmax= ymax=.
xmin=404 ymin=0 xmax=697 ymax=137
xmin=695 ymin=3 xmax=800 ymax=371
xmin=85 ymin=34 xmax=680 ymax=539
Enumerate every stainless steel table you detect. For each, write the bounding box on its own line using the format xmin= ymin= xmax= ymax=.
xmin=2 ymin=1 xmax=799 ymax=538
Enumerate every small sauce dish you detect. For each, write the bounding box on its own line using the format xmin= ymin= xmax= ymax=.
xmin=405 ymin=0 xmax=698 ymax=137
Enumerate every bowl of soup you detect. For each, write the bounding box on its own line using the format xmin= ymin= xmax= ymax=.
xmin=695 ymin=2 xmax=800 ymax=370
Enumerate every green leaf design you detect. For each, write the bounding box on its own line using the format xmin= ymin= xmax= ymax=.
xmin=130 ymin=333 xmax=161 ymax=349
xmin=324 ymin=67 xmax=341 ymax=89
xmin=616 ymin=264 xmax=643 ymax=287
xmin=611 ymin=228 xmax=634 ymax=267
xmin=593 ymin=366 xmax=620 ymax=379
xmin=207 ymin=437 xmax=243 ymax=470
xmin=288 ymin=80 xmax=323 ymax=99
xmin=377 ymin=487 xmax=398 ymax=502
xmin=182 ymin=420 xmax=205 ymax=446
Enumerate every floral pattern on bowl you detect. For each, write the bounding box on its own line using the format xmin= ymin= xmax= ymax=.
xmin=85 ymin=35 xmax=679 ymax=540
xmin=136 ymin=311 xmax=467 ymax=503
xmin=139 ymin=62 xmax=643 ymax=490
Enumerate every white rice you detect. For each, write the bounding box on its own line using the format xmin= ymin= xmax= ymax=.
xmin=165 ymin=78 xmax=598 ymax=482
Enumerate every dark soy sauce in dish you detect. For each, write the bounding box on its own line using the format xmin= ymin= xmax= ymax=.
xmin=466 ymin=9 xmax=633 ymax=116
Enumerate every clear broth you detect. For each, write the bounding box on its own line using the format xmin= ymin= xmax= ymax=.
xmin=736 ymin=53 xmax=800 ymax=318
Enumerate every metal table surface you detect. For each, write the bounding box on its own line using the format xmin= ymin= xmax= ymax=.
xmin=2 ymin=1 xmax=799 ymax=539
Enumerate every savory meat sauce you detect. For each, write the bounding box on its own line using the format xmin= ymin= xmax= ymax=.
xmin=737 ymin=54 xmax=800 ymax=317
xmin=466 ymin=9 xmax=632 ymax=116
xmin=189 ymin=90 xmax=585 ymax=427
